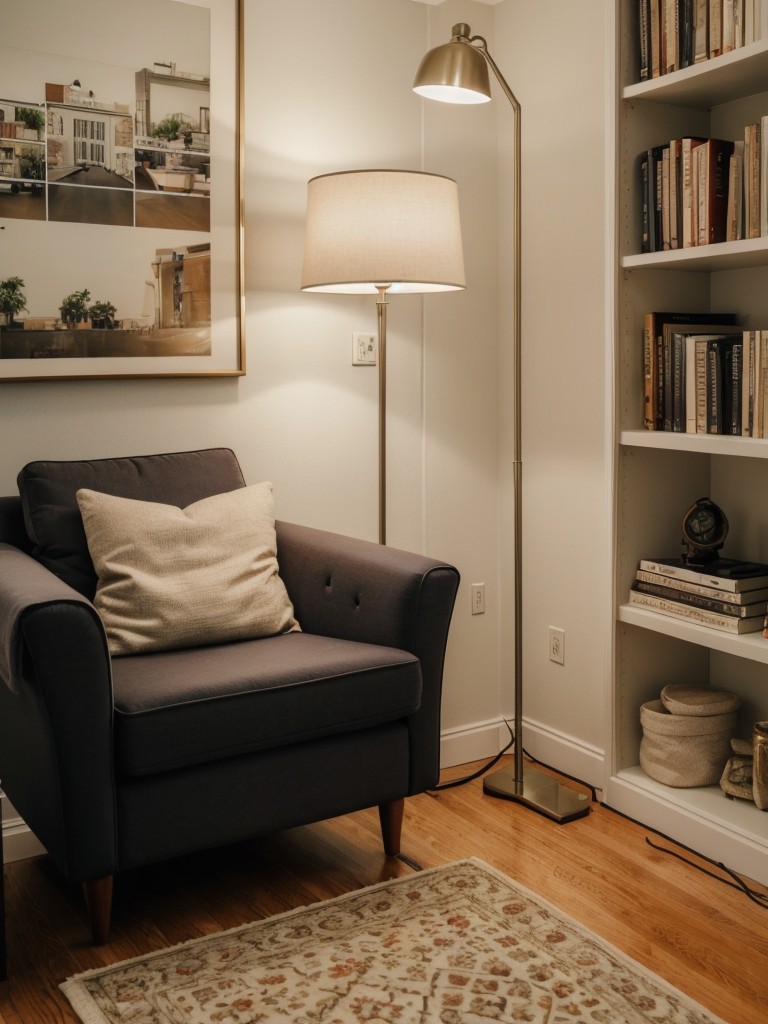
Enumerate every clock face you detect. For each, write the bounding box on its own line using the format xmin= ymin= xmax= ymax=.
xmin=682 ymin=498 xmax=728 ymax=555
xmin=687 ymin=508 xmax=717 ymax=543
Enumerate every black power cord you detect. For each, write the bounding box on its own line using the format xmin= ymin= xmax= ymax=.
xmin=431 ymin=726 xmax=766 ymax=910
xmin=429 ymin=719 xmax=515 ymax=791
xmin=644 ymin=835 xmax=768 ymax=910
xmin=429 ymin=720 xmax=596 ymax=803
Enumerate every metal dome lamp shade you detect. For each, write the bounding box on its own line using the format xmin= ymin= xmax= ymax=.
xmin=414 ymin=25 xmax=589 ymax=824
xmin=301 ymin=169 xmax=465 ymax=546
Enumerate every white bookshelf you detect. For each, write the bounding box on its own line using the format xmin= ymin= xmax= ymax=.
xmin=609 ymin=2 xmax=768 ymax=887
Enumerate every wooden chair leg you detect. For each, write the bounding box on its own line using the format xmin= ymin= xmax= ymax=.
xmin=378 ymin=798 xmax=404 ymax=857
xmin=83 ymin=875 xmax=113 ymax=945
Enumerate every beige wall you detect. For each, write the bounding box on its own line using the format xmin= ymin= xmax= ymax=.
xmin=0 ymin=1 xmax=610 ymax=786
xmin=495 ymin=0 xmax=610 ymax=782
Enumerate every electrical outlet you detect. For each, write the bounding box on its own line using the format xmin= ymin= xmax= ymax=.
xmin=471 ymin=583 xmax=485 ymax=615
xmin=352 ymin=332 xmax=376 ymax=365
xmin=549 ymin=626 xmax=565 ymax=665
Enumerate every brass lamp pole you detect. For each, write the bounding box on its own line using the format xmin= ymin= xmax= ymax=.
xmin=414 ymin=24 xmax=589 ymax=823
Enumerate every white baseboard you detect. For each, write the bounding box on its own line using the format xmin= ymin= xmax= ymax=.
xmin=440 ymin=718 xmax=509 ymax=768
xmin=441 ymin=715 xmax=606 ymax=796
xmin=2 ymin=813 xmax=44 ymax=863
xmin=518 ymin=716 xmax=606 ymax=796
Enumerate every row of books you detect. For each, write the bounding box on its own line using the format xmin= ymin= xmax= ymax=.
xmin=639 ymin=1 xmax=766 ymax=81
xmin=644 ymin=323 xmax=768 ymax=436
xmin=640 ymin=123 xmax=768 ymax=253
xmin=643 ymin=311 xmax=737 ymax=431
xmin=629 ymin=555 xmax=768 ymax=633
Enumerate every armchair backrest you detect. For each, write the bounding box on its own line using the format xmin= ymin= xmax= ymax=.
xmin=16 ymin=448 xmax=246 ymax=598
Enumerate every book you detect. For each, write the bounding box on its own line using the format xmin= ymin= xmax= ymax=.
xmin=635 ymin=567 xmax=768 ymax=604
xmin=704 ymin=334 xmax=741 ymax=433
xmin=745 ymin=121 xmax=761 ymax=239
xmin=694 ymin=0 xmax=709 ymax=61
xmin=680 ymin=0 xmax=695 ymax=66
xmin=662 ymin=145 xmax=671 ymax=249
xmin=723 ymin=336 xmax=743 ymax=434
xmin=632 ymin=578 xmax=768 ymax=616
xmin=651 ymin=0 xmax=663 ymax=77
xmin=726 ymin=141 xmax=744 ymax=241
xmin=669 ymin=137 xmax=681 ymax=248
xmin=695 ymin=336 xmax=709 ymax=432
xmin=682 ymin=137 xmax=707 ymax=247
xmin=742 ymin=329 xmax=755 ymax=435
xmin=640 ymin=0 xmax=651 ymax=80
xmin=628 ymin=589 xmax=765 ymax=631
xmin=666 ymin=327 xmax=742 ymax=433
xmin=741 ymin=328 xmax=768 ymax=437
xmin=639 ymin=556 xmax=768 ymax=592
xmin=710 ymin=0 xmax=724 ymax=56
xmin=696 ymin=138 xmax=735 ymax=245
xmin=665 ymin=0 xmax=680 ymax=72
xmin=642 ymin=145 xmax=666 ymax=253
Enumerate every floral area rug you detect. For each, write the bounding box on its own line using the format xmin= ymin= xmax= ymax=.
xmin=61 ymin=858 xmax=726 ymax=1024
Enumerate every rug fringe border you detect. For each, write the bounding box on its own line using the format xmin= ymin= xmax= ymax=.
xmin=59 ymin=856 xmax=732 ymax=1024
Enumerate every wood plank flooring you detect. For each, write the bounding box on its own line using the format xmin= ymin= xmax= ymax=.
xmin=0 ymin=756 xmax=767 ymax=1023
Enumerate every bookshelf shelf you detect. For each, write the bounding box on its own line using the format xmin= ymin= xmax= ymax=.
xmin=610 ymin=1 xmax=768 ymax=887
xmin=623 ymin=37 xmax=768 ymax=108
xmin=622 ymin=236 xmax=768 ymax=271
xmin=620 ymin=429 xmax=768 ymax=457
xmin=619 ymin=603 xmax=768 ymax=664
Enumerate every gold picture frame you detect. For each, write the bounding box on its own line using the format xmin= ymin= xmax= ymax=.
xmin=0 ymin=0 xmax=244 ymax=381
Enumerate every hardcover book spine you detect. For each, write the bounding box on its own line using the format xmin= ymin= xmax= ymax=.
xmin=628 ymin=589 xmax=764 ymax=631
xmin=632 ymin=579 xmax=766 ymax=616
xmin=638 ymin=558 xmax=768 ymax=592
xmin=635 ymin=567 xmax=768 ymax=604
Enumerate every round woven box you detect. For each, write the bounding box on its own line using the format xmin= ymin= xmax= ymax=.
xmin=640 ymin=699 xmax=738 ymax=787
xmin=660 ymin=684 xmax=741 ymax=717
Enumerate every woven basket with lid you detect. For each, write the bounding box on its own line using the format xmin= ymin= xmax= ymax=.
xmin=640 ymin=686 xmax=741 ymax=787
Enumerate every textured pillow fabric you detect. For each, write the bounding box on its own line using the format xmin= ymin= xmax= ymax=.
xmin=76 ymin=483 xmax=299 ymax=656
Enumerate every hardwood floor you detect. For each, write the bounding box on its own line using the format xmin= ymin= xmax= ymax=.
xmin=1 ymin=757 xmax=767 ymax=1023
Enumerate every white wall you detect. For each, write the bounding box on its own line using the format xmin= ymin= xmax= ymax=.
xmin=494 ymin=0 xmax=610 ymax=785
xmin=0 ymin=0 xmax=612 ymax=849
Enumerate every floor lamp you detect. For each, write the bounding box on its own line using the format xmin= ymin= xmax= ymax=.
xmin=301 ymin=169 xmax=465 ymax=545
xmin=414 ymin=24 xmax=589 ymax=823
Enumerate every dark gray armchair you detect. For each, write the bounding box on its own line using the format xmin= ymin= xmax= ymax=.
xmin=0 ymin=449 xmax=459 ymax=943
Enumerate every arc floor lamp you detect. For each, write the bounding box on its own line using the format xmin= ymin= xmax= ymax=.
xmin=414 ymin=23 xmax=589 ymax=823
xmin=301 ymin=168 xmax=465 ymax=545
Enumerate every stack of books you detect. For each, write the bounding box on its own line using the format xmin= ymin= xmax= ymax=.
xmin=630 ymin=556 xmax=768 ymax=633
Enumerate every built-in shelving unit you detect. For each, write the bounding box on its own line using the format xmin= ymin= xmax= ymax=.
xmin=609 ymin=3 xmax=768 ymax=885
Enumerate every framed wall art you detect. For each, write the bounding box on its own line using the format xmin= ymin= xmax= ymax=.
xmin=0 ymin=0 xmax=244 ymax=381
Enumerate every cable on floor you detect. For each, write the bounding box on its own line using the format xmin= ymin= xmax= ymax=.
xmin=644 ymin=835 xmax=768 ymax=910
xmin=429 ymin=721 xmax=596 ymax=804
xmin=428 ymin=719 xmax=515 ymax=791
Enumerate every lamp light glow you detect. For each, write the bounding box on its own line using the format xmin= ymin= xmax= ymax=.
xmin=301 ymin=170 xmax=465 ymax=295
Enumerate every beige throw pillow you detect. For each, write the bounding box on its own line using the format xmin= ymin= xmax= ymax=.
xmin=76 ymin=483 xmax=299 ymax=656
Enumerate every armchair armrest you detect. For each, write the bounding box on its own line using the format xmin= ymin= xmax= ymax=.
xmin=0 ymin=543 xmax=116 ymax=881
xmin=275 ymin=521 xmax=460 ymax=791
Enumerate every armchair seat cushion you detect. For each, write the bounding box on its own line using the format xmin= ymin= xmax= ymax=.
xmin=112 ymin=632 xmax=421 ymax=777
